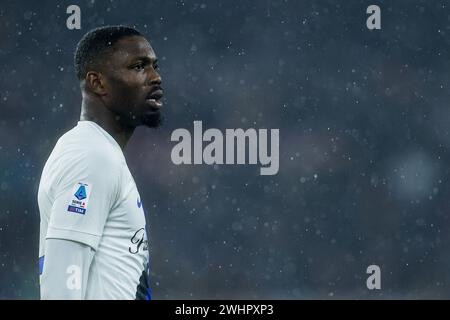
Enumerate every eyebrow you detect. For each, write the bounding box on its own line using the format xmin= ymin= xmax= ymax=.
xmin=132 ymin=56 xmax=158 ymax=65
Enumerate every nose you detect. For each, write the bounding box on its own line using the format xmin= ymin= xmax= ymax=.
xmin=148 ymin=68 xmax=161 ymax=86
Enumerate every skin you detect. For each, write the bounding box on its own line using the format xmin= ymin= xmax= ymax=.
xmin=79 ymin=35 xmax=163 ymax=150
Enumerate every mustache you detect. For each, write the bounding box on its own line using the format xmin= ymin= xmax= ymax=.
xmin=149 ymin=85 xmax=163 ymax=94
xmin=147 ymin=86 xmax=164 ymax=99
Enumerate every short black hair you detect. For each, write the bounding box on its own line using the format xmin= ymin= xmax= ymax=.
xmin=74 ymin=25 xmax=143 ymax=80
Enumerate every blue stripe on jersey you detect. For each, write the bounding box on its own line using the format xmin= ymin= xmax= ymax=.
xmin=145 ymin=261 xmax=152 ymax=300
xmin=145 ymin=287 xmax=152 ymax=300
xmin=38 ymin=256 xmax=45 ymax=275
xmin=135 ymin=262 xmax=151 ymax=300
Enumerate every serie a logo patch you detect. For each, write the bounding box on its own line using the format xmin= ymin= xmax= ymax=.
xmin=67 ymin=182 xmax=91 ymax=214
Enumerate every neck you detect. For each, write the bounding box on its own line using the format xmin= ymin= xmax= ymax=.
xmin=80 ymin=94 xmax=135 ymax=150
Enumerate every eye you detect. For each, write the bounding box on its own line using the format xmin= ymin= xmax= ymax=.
xmin=153 ymin=64 xmax=159 ymax=70
xmin=132 ymin=63 xmax=145 ymax=71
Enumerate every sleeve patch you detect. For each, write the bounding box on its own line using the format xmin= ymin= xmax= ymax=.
xmin=67 ymin=182 xmax=92 ymax=215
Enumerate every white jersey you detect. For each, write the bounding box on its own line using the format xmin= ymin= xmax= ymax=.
xmin=38 ymin=120 xmax=151 ymax=300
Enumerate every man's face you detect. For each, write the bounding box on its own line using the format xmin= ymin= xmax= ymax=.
xmin=101 ymin=35 xmax=163 ymax=128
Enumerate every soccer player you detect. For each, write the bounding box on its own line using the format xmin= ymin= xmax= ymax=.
xmin=37 ymin=25 xmax=163 ymax=299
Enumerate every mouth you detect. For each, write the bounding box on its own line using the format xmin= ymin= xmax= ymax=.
xmin=146 ymin=89 xmax=163 ymax=109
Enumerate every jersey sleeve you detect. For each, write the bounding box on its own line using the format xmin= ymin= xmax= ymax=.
xmin=40 ymin=238 xmax=95 ymax=300
xmin=46 ymin=148 xmax=120 ymax=250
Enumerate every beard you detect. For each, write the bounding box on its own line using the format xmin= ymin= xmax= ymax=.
xmin=142 ymin=109 xmax=163 ymax=128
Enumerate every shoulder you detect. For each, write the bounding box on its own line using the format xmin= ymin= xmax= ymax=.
xmin=41 ymin=124 xmax=125 ymax=203
xmin=50 ymin=127 xmax=123 ymax=187
xmin=58 ymin=125 xmax=122 ymax=169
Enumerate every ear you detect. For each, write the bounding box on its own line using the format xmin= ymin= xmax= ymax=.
xmin=85 ymin=71 xmax=107 ymax=96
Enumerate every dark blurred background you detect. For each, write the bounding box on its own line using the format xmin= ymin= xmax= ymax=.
xmin=2 ymin=0 xmax=450 ymax=299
